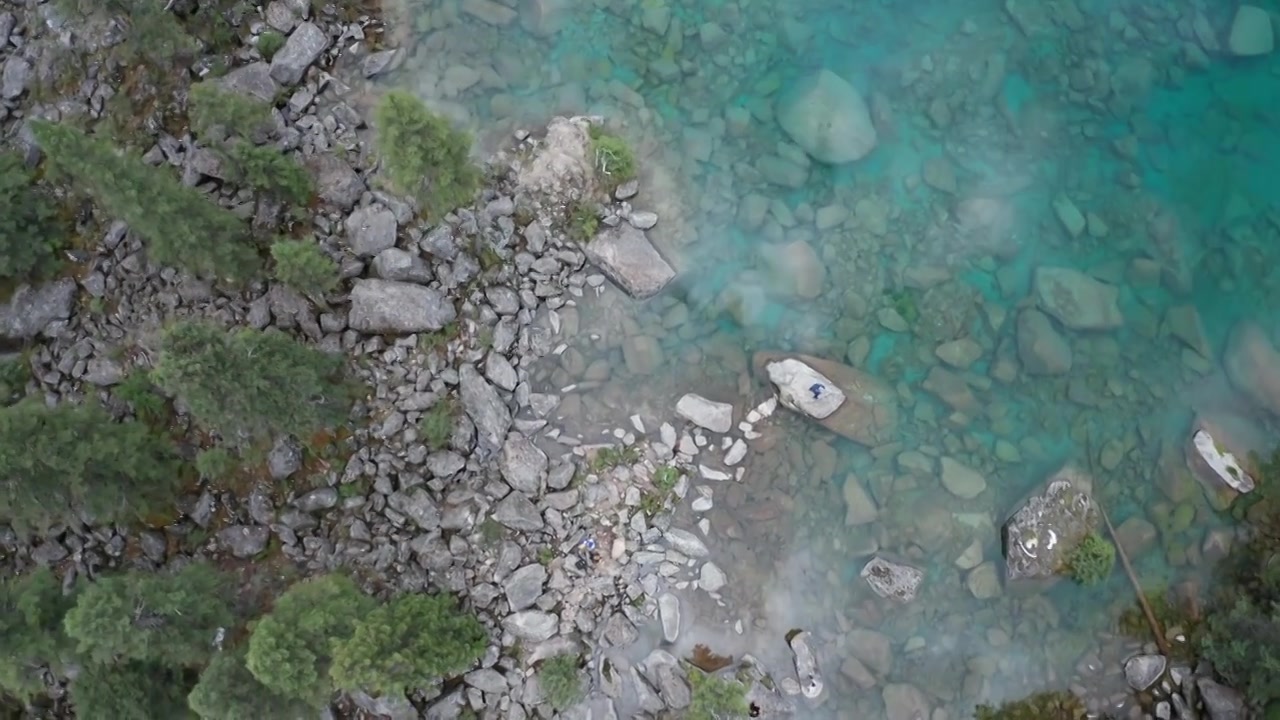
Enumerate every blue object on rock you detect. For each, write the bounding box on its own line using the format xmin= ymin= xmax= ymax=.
xmin=809 ymin=383 xmax=824 ymax=399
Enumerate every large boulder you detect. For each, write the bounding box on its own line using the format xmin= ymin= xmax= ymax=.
xmin=348 ymin=279 xmax=457 ymax=334
xmin=775 ymin=70 xmax=878 ymax=165
xmin=1016 ymin=308 xmax=1072 ymax=375
xmin=1002 ymin=465 xmax=1099 ymax=587
xmin=1228 ymin=5 xmax=1274 ymax=57
xmin=513 ymin=116 xmax=596 ymax=206
xmin=753 ymin=351 xmax=898 ymax=446
xmin=1223 ymin=320 xmax=1280 ymax=417
xmin=0 ymin=278 xmax=75 ymax=339
xmin=583 ymin=223 xmax=676 ymax=299
xmin=1032 ymin=266 xmax=1123 ymax=331
xmin=1185 ymin=412 xmax=1264 ymax=510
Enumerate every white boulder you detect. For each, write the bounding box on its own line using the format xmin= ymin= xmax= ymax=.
xmin=1229 ymin=5 xmax=1274 ymax=57
xmin=775 ymin=70 xmax=878 ymax=165
xmin=766 ymin=359 xmax=845 ymax=420
xmin=675 ymin=393 xmax=733 ymax=434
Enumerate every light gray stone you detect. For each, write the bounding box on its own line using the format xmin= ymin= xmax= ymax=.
xmin=776 ymin=69 xmax=877 ymax=164
xmin=269 ymin=22 xmax=330 ymax=86
xmin=500 ymin=432 xmax=548 ymax=495
xmin=940 ymin=457 xmax=987 ymax=499
xmin=583 ymin=224 xmax=676 ymax=299
xmin=503 ymin=564 xmax=547 ymax=611
xmin=860 ymin=556 xmax=923 ymax=603
xmin=345 ymin=206 xmax=399 ymax=257
xmin=460 ymin=363 xmax=512 ymax=453
xmin=1124 ymin=654 xmax=1166 ymax=691
xmin=503 ymin=610 xmax=558 ymax=642
xmin=1003 ymin=465 xmax=1098 ymax=583
xmin=348 ymin=279 xmax=456 ymax=334
xmin=675 ymin=393 xmax=733 ymax=434
xmin=0 ymin=279 xmax=75 ymax=339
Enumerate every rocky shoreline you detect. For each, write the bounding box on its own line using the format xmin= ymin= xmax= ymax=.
xmin=0 ymin=1 xmax=1268 ymax=719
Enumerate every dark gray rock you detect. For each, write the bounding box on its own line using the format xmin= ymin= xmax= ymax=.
xmin=1197 ymin=677 xmax=1246 ymax=720
xmin=493 ymin=491 xmax=542 ymax=531
xmin=267 ymin=436 xmax=303 ymax=479
xmin=293 ymin=487 xmax=338 ymax=513
xmin=31 ymin=540 xmax=68 ymax=566
xmin=460 ymin=364 xmax=511 ymax=454
xmin=269 ymin=22 xmax=330 ymax=86
xmin=499 ymin=432 xmax=547 ymax=495
xmin=3 ymin=55 xmax=31 ymax=99
xmin=372 ymin=248 xmax=432 ymax=283
xmin=219 ymin=62 xmax=280 ymax=104
xmin=583 ymin=224 xmax=676 ymax=299
xmin=600 ymin=612 xmax=638 ymax=647
xmin=1124 ymin=654 xmax=1166 ymax=691
xmin=217 ymin=525 xmax=269 ymax=558
xmin=0 ymin=279 xmax=75 ymax=339
xmin=309 ymin=154 xmax=365 ymax=211
xmin=1002 ymin=465 xmax=1098 ymax=584
xmin=387 ymin=488 xmax=441 ymax=532
xmin=348 ymin=279 xmax=456 ymax=334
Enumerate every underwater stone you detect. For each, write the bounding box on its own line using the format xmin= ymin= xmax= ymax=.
xmin=1001 ymin=465 xmax=1099 ymax=585
xmin=1228 ymin=5 xmax=1274 ymax=57
xmin=1223 ymin=320 xmax=1280 ymax=418
xmin=787 ymin=630 xmax=823 ymax=699
xmin=1016 ymin=308 xmax=1072 ymax=375
xmin=753 ymin=351 xmax=898 ymax=446
xmin=859 ymin=556 xmax=923 ymax=603
xmin=1033 ymin=266 xmax=1123 ymax=331
xmin=675 ymin=393 xmax=733 ymax=434
xmin=775 ymin=69 xmax=877 ymax=164
xmin=1185 ymin=413 xmax=1264 ymax=507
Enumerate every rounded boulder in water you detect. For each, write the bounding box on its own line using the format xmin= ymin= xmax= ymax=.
xmin=775 ymin=69 xmax=878 ymax=165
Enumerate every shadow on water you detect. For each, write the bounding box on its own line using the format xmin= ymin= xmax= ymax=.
xmin=382 ymin=0 xmax=1280 ymax=714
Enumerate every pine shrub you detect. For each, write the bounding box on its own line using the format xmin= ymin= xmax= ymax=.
xmin=270 ymin=238 xmax=339 ymax=294
xmin=1064 ymin=532 xmax=1115 ymax=586
xmin=245 ymin=574 xmax=376 ymax=706
xmin=226 ymin=142 xmax=313 ymax=207
xmin=257 ymin=31 xmax=286 ymax=60
xmin=373 ymin=90 xmax=479 ymax=218
xmin=188 ymin=648 xmax=312 ymax=720
xmin=0 ymin=150 xmax=66 ymax=281
xmin=0 ymin=398 xmax=181 ymax=533
xmin=32 ymin=120 xmax=261 ymax=281
xmin=150 ymin=320 xmax=352 ymax=447
xmin=0 ymin=568 xmax=78 ymax=699
xmin=62 ymin=563 xmax=233 ymax=668
xmin=330 ymin=593 xmax=487 ymax=696
xmin=686 ymin=669 xmax=749 ymax=720
xmin=68 ymin=661 xmax=191 ymax=720
xmin=188 ymin=82 xmax=274 ymax=140
xmin=975 ymin=690 xmax=1089 ymax=720
xmin=538 ymin=653 xmax=583 ymax=710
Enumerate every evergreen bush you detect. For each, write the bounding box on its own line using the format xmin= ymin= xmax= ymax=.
xmin=32 ymin=120 xmax=261 ymax=281
xmin=257 ymin=31 xmax=286 ymax=60
xmin=225 ymin=141 xmax=313 ymax=207
xmin=195 ymin=447 xmax=238 ymax=481
xmin=55 ymin=0 xmax=196 ymax=66
xmin=0 ymin=398 xmax=181 ymax=533
xmin=373 ymin=90 xmax=480 ymax=218
xmin=587 ymin=125 xmax=636 ymax=191
xmin=0 ymin=568 xmax=78 ymax=699
xmin=538 ymin=653 xmax=583 ymax=710
xmin=188 ymin=648 xmax=312 ymax=720
xmin=112 ymin=369 xmax=169 ymax=426
xmin=245 ymin=574 xmax=376 ymax=707
xmin=686 ymin=668 xmax=749 ymax=720
xmin=62 ymin=563 xmax=233 ymax=668
xmin=0 ymin=150 xmax=66 ymax=281
xmin=151 ymin=320 xmax=352 ymax=448
xmin=68 ymin=661 xmax=191 ymax=720
xmin=330 ymin=593 xmax=487 ymax=696
xmin=188 ymin=82 xmax=273 ymax=140
xmin=270 ymin=239 xmax=339 ymax=295
xmin=975 ymin=690 xmax=1089 ymax=720
xmin=1064 ymin=532 xmax=1115 ymax=586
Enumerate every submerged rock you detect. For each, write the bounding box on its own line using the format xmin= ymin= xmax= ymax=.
xmin=786 ymin=630 xmax=823 ymax=699
xmin=1185 ymin=413 xmax=1263 ymax=509
xmin=675 ymin=393 xmax=733 ymax=434
xmin=753 ymin=351 xmax=898 ymax=446
xmin=1032 ymin=266 xmax=1123 ymax=331
xmin=775 ymin=69 xmax=878 ymax=164
xmin=1124 ymin=653 xmax=1166 ymax=691
xmin=1223 ymin=320 xmax=1280 ymax=418
xmin=860 ymin=556 xmax=923 ymax=603
xmin=1228 ymin=5 xmax=1274 ymax=57
xmin=1001 ymin=465 xmax=1099 ymax=585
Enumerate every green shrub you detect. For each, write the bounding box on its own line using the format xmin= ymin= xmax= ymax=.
xmin=56 ymin=0 xmax=196 ymax=66
xmin=588 ymin=125 xmax=636 ymax=191
xmin=538 ymin=654 xmax=583 ymax=710
xmin=1064 ymin=532 xmax=1115 ymax=586
xmin=195 ymin=447 xmax=238 ymax=481
xmin=270 ymin=239 xmax=339 ymax=295
xmin=68 ymin=661 xmax=191 ymax=720
xmin=151 ymin=320 xmax=353 ymax=448
xmin=0 ymin=568 xmax=78 ymax=699
xmin=246 ymin=574 xmax=376 ymax=707
xmin=225 ymin=142 xmax=313 ymax=207
xmin=373 ymin=90 xmax=480 ymax=218
xmin=1201 ymin=595 xmax=1280 ymax=704
xmin=113 ymin=369 xmax=169 ymax=426
xmin=32 ymin=121 xmax=260 ymax=281
xmin=0 ymin=398 xmax=182 ymax=533
xmin=188 ymin=648 xmax=312 ymax=720
xmin=975 ymin=690 xmax=1089 ymax=720
xmin=330 ymin=593 xmax=487 ymax=696
xmin=63 ymin=563 xmax=233 ymax=668
xmin=188 ymin=82 xmax=274 ymax=140
xmin=0 ymin=150 xmax=65 ymax=281
xmin=686 ymin=668 xmax=748 ymax=720
xmin=0 ymin=355 xmax=30 ymax=405
xmin=257 ymin=31 xmax=286 ymax=60
xmin=567 ymin=201 xmax=598 ymax=242
xmin=419 ymin=396 xmax=458 ymax=451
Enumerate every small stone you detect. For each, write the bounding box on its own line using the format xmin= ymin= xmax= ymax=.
xmin=940 ymin=457 xmax=987 ymax=499
xmin=699 ymin=562 xmax=726 ymax=592
xmin=1123 ymin=654 xmax=1166 ymax=691
xmin=675 ymin=393 xmax=733 ymax=434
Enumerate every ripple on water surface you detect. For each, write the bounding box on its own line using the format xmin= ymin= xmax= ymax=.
xmin=387 ymin=0 xmax=1280 ymax=714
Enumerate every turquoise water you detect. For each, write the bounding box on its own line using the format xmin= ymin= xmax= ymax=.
xmin=391 ymin=0 xmax=1280 ymax=714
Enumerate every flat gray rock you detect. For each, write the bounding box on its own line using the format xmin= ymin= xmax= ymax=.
xmin=348 ymin=279 xmax=456 ymax=334
xmin=460 ymin=363 xmax=512 ymax=454
xmin=269 ymin=21 xmax=330 ymax=86
xmin=499 ymin=432 xmax=547 ymax=494
xmin=346 ymin=206 xmax=399 ymax=257
xmin=584 ymin=223 xmax=675 ymax=299
xmin=0 ymin=279 xmax=75 ymax=339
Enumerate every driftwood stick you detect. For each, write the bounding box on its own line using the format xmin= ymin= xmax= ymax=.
xmin=1086 ymin=431 xmax=1171 ymax=656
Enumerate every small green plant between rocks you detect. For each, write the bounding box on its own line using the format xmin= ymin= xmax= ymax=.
xmin=686 ymin=668 xmax=749 ymax=720
xmin=587 ymin=125 xmax=636 ymax=192
xmin=270 ymin=239 xmax=340 ymax=295
xmin=974 ymin=690 xmax=1089 ymax=720
xmin=590 ymin=445 xmax=640 ymax=472
xmin=1064 ymin=532 xmax=1116 ymax=586
xmin=419 ymin=397 xmax=458 ymax=451
xmin=257 ymin=30 xmax=285 ymax=60
xmin=538 ymin=653 xmax=583 ymax=710
xmin=567 ymin=200 xmax=599 ymax=242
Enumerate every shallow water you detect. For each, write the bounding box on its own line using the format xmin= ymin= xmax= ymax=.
xmin=385 ymin=0 xmax=1280 ymax=715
